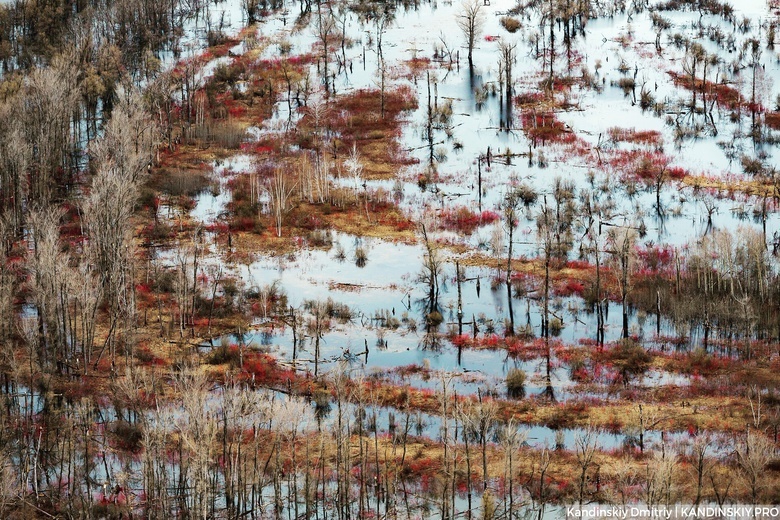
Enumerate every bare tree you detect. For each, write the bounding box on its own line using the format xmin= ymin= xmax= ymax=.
xmin=687 ymin=433 xmax=715 ymax=505
xmin=142 ymin=404 xmax=177 ymax=519
xmin=609 ymin=456 xmax=640 ymax=506
xmin=456 ymin=0 xmax=485 ymax=70
xmin=608 ymin=225 xmax=638 ymax=339
xmin=536 ymin=180 xmax=575 ymax=397
xmin=304 ymin=299 xmax=329 ymax=376
xmin=267 ymin=168 xmax=297 ymax=237
xmin=499 ymin=421 xmax=527 ymax=517
xmin=503 ymin=184 xmax=537 ymax=335
xmin=0 ymin=448 xmax=19 ymax=516
xmin=344 ymin=144 xmax=364 ymax=202
xmin=574 ymin=428 xmax=599 ymax=505
xmin=174 ymin=367 xmax=220 ymax=519
xmin=83 ymin=87 xmax=156 ymax=361
xmin=638 ymin=153 xmax=672 ymax=217
xmin=736 ymin=430 xmax=775 ymax=503
xmin=644 ymin=450 xmax=677 ymax=508
xmin=23 ymin=56 xmax=79 ymax=206
xmin=0 ymin=219 xmax=15 ymax=344
xmin=526 ymin=445 xmax=552 ymax=520
xmin=242 ymin=0 xmax=262 ymax=24
xmin=464 ymin=394 xmax=497 ymax=491
xmin=0 ymin=101 xmax=30 ymax=234
xmin=498 ymin=40 xmax=518 ymax=126
xmin=271 ymin=395 xmax=313 ymax=518
xmin=28 ymin=207 xmax=68 ymax=370
xmin=681 ymin=42 xmax=706 ymax=108
xmin=315 ymin=5 xmax=337 ymax=95
xmin=172 ymin=239 xmax=200 ymax=336
xmin=419 ymin=223 xmax=443 ymax=325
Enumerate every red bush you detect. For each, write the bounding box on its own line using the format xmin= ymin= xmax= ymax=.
xmin=555 ymin=279 xmax=585 ymax=297
xmin=241 ymin=352 xmax=297 ymax=387
xmin=607 ymin=127 xmax=663 ymax=146
xmin=521 ymin=110 xmax=575 ymax=144
xmin=440 ymin=207 xmax=500 ymax=234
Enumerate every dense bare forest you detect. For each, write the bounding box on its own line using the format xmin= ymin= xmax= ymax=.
xmin=0 ymin=0 xmax=779 ymax=518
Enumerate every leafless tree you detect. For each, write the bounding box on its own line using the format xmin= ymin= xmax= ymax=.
xmin=267 ymin=167 xmax=297 ymax=237
xmin=498 ymin=40 xmax=518 ymax=124
xmin=0 ymin=450 xmax=19 ymax=516
xmin=419 ymin=223 xmax=443 ymax=323
xmin=23 ymin=56 xmax=79 ymax=206
xmin=456 ymin=0 xmax=485 ymax=70
xmin=499 ymin=420 xmax=527 ymax=517
xmin=0 ymin=101 xmax=30 ymax=234
xmin=644 ymin=450 xmax=677 ymax=508
xmin=687 ymin=433 xmax=715 ymax=505
xmin=83 ymin=87 xmax=156 ymax=361
xmin=574 ymin=428 xmax=599 ymax=505
xmin=315 ymin=5 xmax=337 ymax=95
xmin=175 ymin=367 xmax=220 ymax=519
xmin=736 ymin=430 xmax=775 ymax=503
xmin=242 ymin=0 xmax=262 ymax=24
xmin=304 ymin=299 xmax=330 ymax=377
xmin=464 ymin=394 xmax=498 ymax=491
xmin=172 ymin=238 xmax=201 ymax=337
xmin=28 ymin=207 xmax=68 ymax=370
xmin=0 ymin=219 xmax=16 ymax=345
xmin=308 ymin=153 xmax=332 ymax=204
xmin=526 ymin=445 xmax=552 ymax=520
xmin=608 ymin=225 xmax=638 ymax=339
xmin=608 ymin=456 xmax=640 ymax=506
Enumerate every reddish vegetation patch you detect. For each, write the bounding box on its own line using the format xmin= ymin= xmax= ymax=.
xmin=668 ymin=71 xmax=744 ymax=111
xmin=565 ymin=259 xmax=593 ymax=270
xmin=605 ymin=149 xmax=686 ymax=181
xmin=376 ymin=212 xmax=415 ymax=232
xmin=635 ymin=244 xmax=676 ymax=277
xmin=361 ymin=380 xmax=440 ymax=413
xmin=521 ymin=109 xmax=575 ymax=144
xmin=514 ymin=92 xmax=545 ymax=106
xmin=206 ymin=38 xmax=241 ymax=60
xmin=254 ymin=54 xmax=315 ymax=72
xmin=439 ymin=207 xmax=500 ymax=234
xmin=666 ymin=166 xmax=688 ymax=179
xmin=240 ymin=351 xmax=299 ymax=388
xmin=765 ymin=112 xmax=780 ymax=130
xmin=224 ymin=174 xmax=262 ymax=232
xmin=546 ymin=75 xmax=580 ymax=93
xmin=297 ymin=86 xmax=418 ymax=178
xmin=240 ymin=136 xmax=284 ymax=155
xmin=656 ymin=349 xmax=735 ymax=377
xmin=607 ymin=127 xmax=663 ymax=146
xmin=135 ymin=346 xmax=167 ymax=367
xmin=391 ymin=364 xmax=431 ymax=378
xmin=554 ymin=279 xmax=586 ymax=297
xmin=404 ymin=57 xmax=432 ymax=76
xmin=450 ymin=334 xmax=561 ymax=361
xmin=331 ymin=86 xmax=417 ymax=137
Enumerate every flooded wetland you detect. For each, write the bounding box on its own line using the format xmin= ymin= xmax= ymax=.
xmin=0 ymin=0 xmax=779 ymax=517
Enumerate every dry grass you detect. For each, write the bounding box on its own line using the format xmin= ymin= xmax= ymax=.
xmin=326 ymin=87 xmax=418 ymax=179
xmin=683 ymin=173 xmax=776 ymax=197
xmin=325 ymin=204 xmax=416 ymax=242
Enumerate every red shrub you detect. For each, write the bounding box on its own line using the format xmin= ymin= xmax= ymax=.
xmin=565 ymin=259 xmax=592 ymax=270
xmin=555 ymin=279 xmax=585 ymax=297
xmin=521 ymin=110 xmax=575 ymax=144
xmin=440 ymin=207 xmax=500 ymax=234
xmin=765 ymin=112 xmax=780 ymax=130
xmin=667 ymin=166 xmax=688 ymax=179
xmin=607 ymin=127 xmax=663 ymax=146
